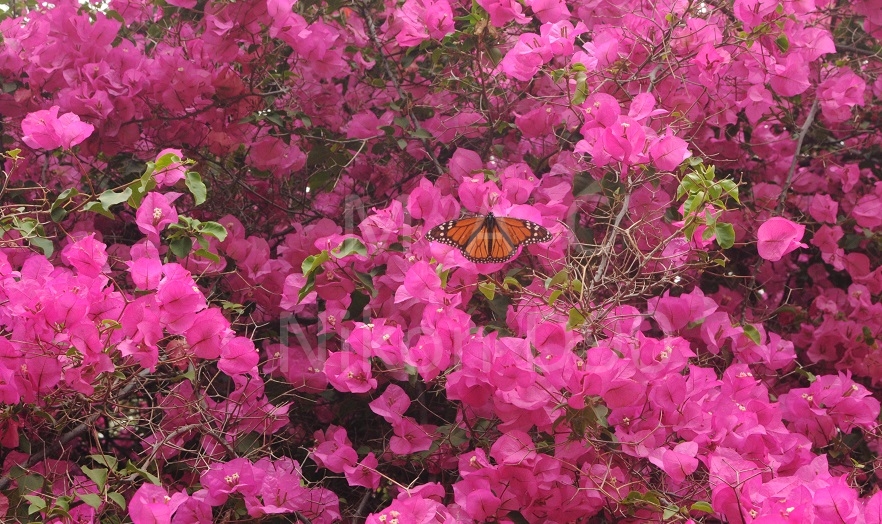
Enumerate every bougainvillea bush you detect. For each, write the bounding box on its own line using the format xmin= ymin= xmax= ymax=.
xmin=1 ymin=0 xmax=882 ymax=521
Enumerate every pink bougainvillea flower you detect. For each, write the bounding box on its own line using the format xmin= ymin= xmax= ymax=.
xmin=390 ymin=417 xmax=436 ymax=454
xmin=60 ymin=233 xmax=108 ymax=278
xmin=200 ymin=458 xmax=265 ymax=505
xmin=324 ymin=351 xmax=377 ymax=393
xmin=218 ymin=336 xmax=259 ymax=375
xmin=649 ymin=131 xmax=691 ymax=171
xmin=477 ymin=0 xmax=529 ymax=26
xmin=343 ymin=452 xmax=381 ymax=489
xmin=369 ymin=384 xmax=411 ymax=423
xmin=756 ymin=217 xmax=807 ymax=261
xmin=21 ymin=106 xmax=94 ymax=150
xmin=152 ymin=148 xmax=187 ymax=187
xmin=129 ymin=483 xmax=189 ymax=524
xmin=312 ymin=425 xmax=358 ymax=473
xmin=136 ymin=192 xmax=180 ymax=245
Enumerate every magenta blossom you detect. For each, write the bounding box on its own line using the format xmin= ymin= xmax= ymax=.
xmin=21 ymin=106 xmax=95 ymax=150
xmin=756 ymin=217 xmax=807 ymax=262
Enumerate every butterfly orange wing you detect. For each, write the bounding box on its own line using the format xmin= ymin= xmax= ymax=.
xmin=426 ymin=214 xmax=551 ymax=263
xmin=494 ymin=216 xmax=552 ymax=246
xmin=426 ymin=216 xmax=485 ymax=247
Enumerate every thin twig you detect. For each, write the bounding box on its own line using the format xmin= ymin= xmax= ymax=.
xmin=356 ymin=2 xmax=445 ymax=177
xmin=777 ymin=98 xmax=819 ymax=214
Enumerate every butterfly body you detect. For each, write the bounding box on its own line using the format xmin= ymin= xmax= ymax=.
xmin=425 ymin=213 xmax=552 ymax=263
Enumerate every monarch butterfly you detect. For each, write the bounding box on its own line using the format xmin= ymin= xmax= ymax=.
xmin=425 ymin=213 xmax=552 ymax=263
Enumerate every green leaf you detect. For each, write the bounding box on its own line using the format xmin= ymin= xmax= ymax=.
xmin=775 ymin=34 xmax=790 ymax=53
xmin=566 ymin=308 xmax=586 ymax=330
xmin=84 ymin=188 xmax=133 ymax=218
xmin=546 ymin=269 xmax=569 ymax=288
xmin=220 ymin=301 xmax=247 ymax=314
xmin=683 ymin=192 xmax=702 ymax=215
xmin=50 ymin=188 xmax=79 ymax=212
xmin=81 ymin=466 xmax=108 ymax=490
xmin=100 ymin=319 xmax=122 ymax=331
xmin=354 ymin=270 xmax=377 ymax=295
xmin=548 ymin=289 xmax=563 ymax=306
xmin=53 ymin=495 xmax=72 ymax=513
xmin=572 ymin=71 xmax=589 ymax=105
xmin=411 ymin=127 xmax=433 ymax=139
xmin=19 ymin=474 xmax=45 ymax=492
xmin=108 ymin=492 xmax=127 ymax=510
xmin=306 ymin=169 xmax=338 ymax=194
xmin=621 ymin=490 xmax=646 ymax=504
xmin=129 ymin=170 xmax=158 ymax=209
xmin=13 ymin=216 xmax=39 ymax=237
xmin=89 ymin=454 xmax=119 ymax=471
xmin=332 ymin=238 xmax=368 ymax=258
xmin=197 ymin=221 xmax=227 ymax=241
xmin=708 ymin=183 xmax=722 ymax=200
xmin=76 ymin=492 xmax=103 ymax=509
xmin=24 ymin=495 xmax=47 ymax=514
xmin=346 ymin=289 xmax=370 ymax=321
xmin=743 ymin=323 xmax=762 ymax=345
xmin=299 ymin=272 xmax=317 ymax=302
xmin=478 ymin=281 xmax=496 ymax=300
xmin=592 ymin=404 xmax=609 ymax=427
xmin=502 ymin=276 xmax=522 ymax=290
xmin=50 ymin=208 xmax=68 ymax=222
xmin=29 ymin=237 xmax=54 ymax=257
xmin=185 ymin=171 xmax=207 ymax=205
xmin=123 ymin=462 xmax=160 ymax=484
xmin=194 ymin=248 xmax=220 ymax=262
xmin=714 ymin=222 xmax=736 ymax=249
xmin=663 ymin=506 xmax=678 ymax=519
xmin=505 ymin=511 xmax=530 ymax=524
xmin=690 ymin=501 xmax=714 ymax=513
xmin=301 ymin=251 xmax=330 ymax=276
xmin=169 ymin=237 xmax=193 ymax=259
xmin=154 ymin=151 xmax=181 ymax=171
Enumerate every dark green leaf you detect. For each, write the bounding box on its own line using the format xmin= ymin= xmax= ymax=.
xmin=123 ymin=462 xmax=160 ymax=484
xmin=19 ymin=474 xmax=45 ymax=492
xmin=80 ymin=466 xmax=108 ymax=490
xmin=714 ymin=222 xmax=736 ymax=249
xmin=29 ymin=237 xmax=54 ymax=257
xmin=169 ymin=237 xmax=193 ymax=258
xmin=355 ymin=271 xmax=377 ymax=295
xmin=198 ymin=221 xmax=228 ymax=241
xmin=76 ymin=492 xmax=103 ymax=509
xmin=194 ymin=248 xmax=220 ymax=262
xmin=50 ymin=208 xmax=68 ymax=222
xmin=107 ymin=492 xmax=127 ymax=510
xmin=89 ymin=454 xmax=119 ymax=471
xmin=85 ymin=188 xmax=133 ymax=218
